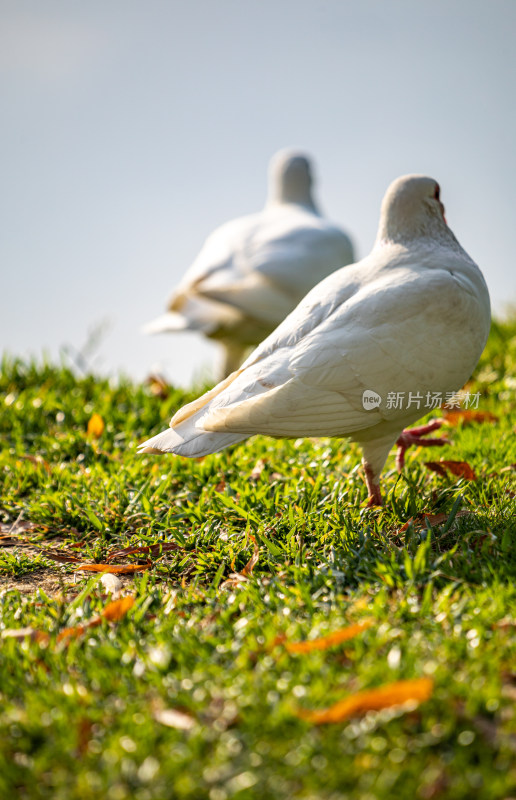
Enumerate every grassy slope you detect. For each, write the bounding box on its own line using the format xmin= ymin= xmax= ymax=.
xmin=0 ymin=318 xmax=515 ymax=800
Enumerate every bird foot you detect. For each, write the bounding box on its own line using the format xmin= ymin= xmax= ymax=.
xmin=395 ymin=419 xmax=450 ymax=471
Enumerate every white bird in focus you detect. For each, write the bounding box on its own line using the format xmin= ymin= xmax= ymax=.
xmin=139 ymin=175 xmax=491 ymax=505
xmin=143 ymin=150 xmax=354 ymax=379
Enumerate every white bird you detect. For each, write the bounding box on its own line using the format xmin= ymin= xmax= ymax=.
xmin=143 ymin=150 xmax=354 ymax=379
xmin=139 ymin=175 xmax=491 ymax=505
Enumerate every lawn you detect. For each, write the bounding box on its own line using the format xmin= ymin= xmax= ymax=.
xmin=0 ymin=318 xmax=515 ymax=800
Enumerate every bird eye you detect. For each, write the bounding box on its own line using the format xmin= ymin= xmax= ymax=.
xmin=434 ymin=185 xmax=440 ymax=201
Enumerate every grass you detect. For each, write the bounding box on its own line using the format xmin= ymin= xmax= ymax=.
xmin=0 ymin=317 xmax=515 ymax=799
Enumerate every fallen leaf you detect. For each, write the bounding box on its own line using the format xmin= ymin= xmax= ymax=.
xmin=87 ymin=413 xmax=105 ymax=438
xmin=399 ymin=510 xmax=472 ymax=533
xmin=56 ymin=597 xmax=134 ymax=642
xmin=241 ymin=536 xmax=259 ymax=577
xmin=101 ymin=596 xmax=134 ymax=621
xmin=220 ymin=538 xmax=260 ymax=589
xmin=0 ymin=535 xmax=32 ymax=547
xmin=0 ymin=520 xmax=40 ymax=535
xmin=146 ymin=374 xmax=169 ymax=398
xmin=57 ymin=622 xmax=98 ymax=643
xmin=17 ymin=454 xmax=51 ymax=472
xmin=76 ymin=562 xmax=152 ymax=574
xmin=41 ymin=549 xmax=81 ymax=564
xmin=106 ymin=542 xmax=181 ymax=561
xmin=77 ymin=718 xmax=94 ymax=756
xmin=285 ymin=621 xmax=373 ymax=654
xmin=424 ymin=462 xmax=449 ymax=479
xmin=425 ymin=460 xmax=477 ymax=481
xmin=494 ymin=618 xmax=516 ymax=630
xmin=444 ymin=409 xmax=499 ymax=426
xmin=154 ymin=708 xmax=196 ymax=730
xmin=399 ymin=513 xmax=448 ymax=532
xmin=441 ymin=461 xmax=477 ymax=480
xmin=297 ymin=678 xmax=434 ymax=724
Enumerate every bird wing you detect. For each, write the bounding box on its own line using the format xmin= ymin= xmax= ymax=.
xmin=241 ymin=208 xmax=354 ymax=298
xmin=170 ymin=207 xmax=353 ymax=327
xmin=193 ymin=255 xmax=483 ymax=438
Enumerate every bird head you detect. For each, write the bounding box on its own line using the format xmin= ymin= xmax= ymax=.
xmin=376 ymin=174 xmax=449 ymax=244
xmin=267 ymin=149 xmax=317 ymax=210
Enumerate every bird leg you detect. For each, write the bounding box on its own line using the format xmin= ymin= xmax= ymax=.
xmin=395 ymin=419 xmax=450 ymax=471
xmin=219 ymin=341 xmax=248 ymax=381
xmin=362 ymin=459 xmax=383 ymax=507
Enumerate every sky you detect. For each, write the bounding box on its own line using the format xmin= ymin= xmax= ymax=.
xmin=1 ymin=0 xmax=515 ymax=386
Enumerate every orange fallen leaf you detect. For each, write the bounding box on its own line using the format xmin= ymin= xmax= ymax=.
xmin=297 ymin=678 xmax=434 ymax=724
xmin=101 ymin=596 xmax=134 ymax=621
xmin=87 ymin=413 xmax=105 ymax=438
xmin=56 ymin=597 xmax=134 ymax=642
xmin=425 ymin=460 xmax=477 ymax=481
xmin=444 ymin=409 xmax=498 ymax=426
xmin=286 ymin=621 xmax=373 ymax=654
xmin=57 ymin=621 xmax=100 ymax=643
xmin=76 ymin=562 xmax=152 ymax=574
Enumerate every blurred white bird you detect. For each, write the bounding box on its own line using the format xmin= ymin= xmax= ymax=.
xmin=143 ymin=150 xmax=354 ymax=378
xmin=139 ymin=175 xmax=490 ymax=505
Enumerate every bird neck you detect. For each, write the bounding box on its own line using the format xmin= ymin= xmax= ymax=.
xmin=375 ymin=207 xmax=456 ymax=247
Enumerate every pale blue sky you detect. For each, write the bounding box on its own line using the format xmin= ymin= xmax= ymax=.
xmin=1 ymin=0 xmax=515 ymax=385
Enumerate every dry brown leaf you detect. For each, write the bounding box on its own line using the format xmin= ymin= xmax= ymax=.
xmin=17 ymin=454 xmax=51 ymax=472
xmin=285 ymin=621 xmax=373 ymax=654
xmin=0 ymin=520 xmax=40 ymax=535
xmin=241 ymin=536 xmax=259 ymax=577
xmin=425 ymin=460 xmax=477 ymax=481
xmin=106 ymin=542 xmax=180 ymax=561
xmin=399 ymin=510 xmax=471 ymax=533
xmin=0 ymin=535 xmax=32 ymax=547
xmin=444 ymin=409 xmax=499 ymax=426
xmin=493 ymin=618 xmax=516 ymax=630
xmin=87 ymin=413 xmax=105 ymax=438
xmin=399 ymin=513 xmax=448 ymax=532
xmin=220 ymin=537 xmax=260 ymax=589
xmin=441 ymin=460 xmax=477 ymax=480
xmin=297 ymin=678 xmax=434 ymax=724
xmin=146 ymin=374 xmax=169 ymax=398
xmin=41 ymin=549 xmax=81 ymax=564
